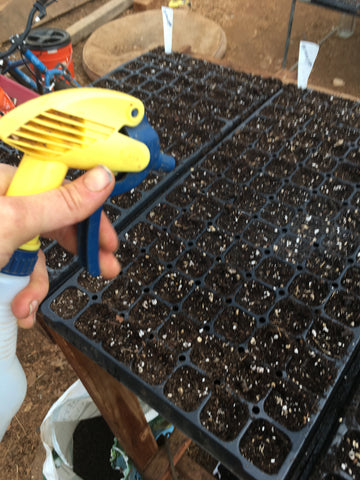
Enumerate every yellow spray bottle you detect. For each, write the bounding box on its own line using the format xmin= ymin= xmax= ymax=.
xmin=0 ymin=88 xmax=175 ymax=439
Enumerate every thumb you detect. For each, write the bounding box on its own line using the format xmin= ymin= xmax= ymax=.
xmin=0 ymin=165 xmax=114 ymax=266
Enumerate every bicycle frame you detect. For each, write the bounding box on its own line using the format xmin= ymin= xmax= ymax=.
xmin=3 ymin=48 xmax=80 ymax=94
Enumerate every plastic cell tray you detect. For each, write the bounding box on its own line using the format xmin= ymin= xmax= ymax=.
xmin=0 ymin=48 xmax=282 ymax=290
xmin=310 ymin=373 xmax=360 ymax=479
xmin=39 ymin=55 xmax=360 ymax=480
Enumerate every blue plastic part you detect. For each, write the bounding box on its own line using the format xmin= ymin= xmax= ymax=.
xmin=77 ymin=115 xmax=175 ymax=277
xmin=77 ymin=207 xmax=102 ymax=277
xmin=1 ymin=248 xmax=38 ymax=276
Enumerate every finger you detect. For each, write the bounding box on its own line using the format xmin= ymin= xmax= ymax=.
xmin=99 ymin=212 xmax=119 ymax=253
xmin=0 ymin=164 xmax=16 ymax=193
xmin=43 ymin=211 xmax=118 ymax=256
xmin=0 ymin=166 xmax=115 ymax=267
xmin=12 ymin=250 xmax=48 ymax=329
xmin=98 ymin=249 xmax=121 ymax=279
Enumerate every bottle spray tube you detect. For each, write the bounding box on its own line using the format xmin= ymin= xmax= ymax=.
xmin=0 ymin=273 xmax=29 ymax=440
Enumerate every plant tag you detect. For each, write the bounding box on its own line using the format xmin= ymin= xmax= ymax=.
xmin=297 ymin=41 xmax=319 ymax=89
xmin=162 ymin=6 xmax=174 ymax=54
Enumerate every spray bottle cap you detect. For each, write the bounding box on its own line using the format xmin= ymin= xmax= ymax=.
xmin=1 ymin=249 xmax=38 ymax=276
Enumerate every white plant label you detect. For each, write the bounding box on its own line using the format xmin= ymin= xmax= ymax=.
xmin=162 ymin=6 xmax=174 ymax=54
xmin=297 ymin=41 xmax=319 ymax=89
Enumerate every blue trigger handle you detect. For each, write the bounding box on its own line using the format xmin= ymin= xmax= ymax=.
xmin=77 ymin=116 xmax=175 ymax=277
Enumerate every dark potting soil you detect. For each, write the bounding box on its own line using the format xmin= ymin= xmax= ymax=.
xmin=73 ymin=416 xmax=121 ymax=480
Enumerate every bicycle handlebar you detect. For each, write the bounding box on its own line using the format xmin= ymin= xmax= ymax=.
xmin=0 ymin=0 xmax=54 ymax=59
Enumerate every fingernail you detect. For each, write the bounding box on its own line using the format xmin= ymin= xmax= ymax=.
xmin=29 ymin=300 xmax=39 ymax=317
xmin=29 ymin=300 xmax=39 ymax=325
xmin=84 ymin=165 xmax=113 ymax=192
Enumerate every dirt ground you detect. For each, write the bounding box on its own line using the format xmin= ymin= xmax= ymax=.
xmin=0 ymin=1 xmax=359 ymax=479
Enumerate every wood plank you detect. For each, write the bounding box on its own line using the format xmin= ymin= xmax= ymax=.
xmin=67 ymin=0 xmax=133 ymax=45
xmin=39 ymin=318 xmax=159 ymax=473
xmin=0 ymin=0 xmax=90 ymax=44
xmin=142 ymin=429 xmax=192 ymax=480
xmin=176 ymin=454 xmax=216 ymax=480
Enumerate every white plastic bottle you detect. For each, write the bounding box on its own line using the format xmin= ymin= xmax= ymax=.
xmin=0 ymin=272 xmax=29 ymax=440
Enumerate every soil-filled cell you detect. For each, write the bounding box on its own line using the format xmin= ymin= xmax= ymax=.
xmin=115 ymin=241 xmax=140 ymax=268
xmin=197 ymin=227 xmax=232 ymax=257
xmin=269 ymin=297 xmax=312 ymax=335
xmin=216 ymin=205 xmax=250 ymax=235
xmin=325 ymin=291 xmax=360 ymax=328
xmin=277 ymin=183 xmax=310 ymax=207
xmin=255 ymin=257 xmax=294 ymax=288
xmin=183 ymin=286 xmax=224 ymax=323
xmin=200 ymin=386 xmax=249 ymax=441
xmin=233 ymin=187 xmax=266 ymax=214
xmin=208 ymin=178 xmax=237 ymax=202
xmin=154 ymin=271 xmax=192 ymax=303
xmin=225 ymin=240 xmax=261 ymax=271
xmin=250 ymin=173 xmax=281 ymax=194
xmin=306 ymin=251 xmax=345 ymax=280
xmin=243 ymin=219 xmax=279 ymax=249
xmin=264 ymin=380 xmax=317 ymax=431
xmin=214 ymin=306 xmax=255 ymax=344
xmin=77 ymin=271 xmax=110 ymax=293
xmin=150 ymin=230 xmax=185 ymax=262
xmin=125 ymin=221 xmax=159 ymax=248
xmin=287 ymin=342 xmax=337 ymax=395
xmin=239 ymin=419 xmax=291 ymax=474
xmin=171 ymin=211 xmax=205 ymax=240
xmin=176 ymin=247 xmax=213 ymax=278
xmin=102 ymin=275 xmax=141 ymax=311
xmin=126 ymin=254 xmax=164 ymax=285
xmin=248 ymin=324 xmax=293 ymax=369
xmin=342 ymin=266 xmax=360 ymax=295
xmin=189 ymin=194 xmax=222 ymax=220
xmin=158 ymin=313 xmax=197 ymax=353
xmin=236 ymin=280 xmax=275 ymax=315
xmin=306 ymin=315 xmax=353 ymax=359
xmin=190 ymin=334 xmax=240 ymax=382
xmin=306 ymin=195 xmax=339 ymax=220
xmin=164 ymin=366 xmax=211 ymax=412
xmin=75 ymin=303 xmax=119 ymax=342
xmin=205 ymin=263 xmax=243 ymax=296
xmin=320 ymin=178 xmax=353 ymax=202
xmin=147 ymin=203 xmax=179 ymax=227
xmin=102 ymin=321 xmax=144 ymax=366
xmin=289 ymin=273 xmax=330 ymax=306
xmin=226 ymin=352 xmax=274 ymax=403
xmin=260 ymin=201 xmax=294 ymax=227
xmin=336 ymin=207 xmax=360 ymax=233
xmin=45 ymin=244 xmax=74 ymax=270
xmin=50 ymin=287 xmax=88 ymax=320
xmin=132 ymin=340 xmax=176 ymax=385
xmin=128 ymin=294 xmax=170 ymax=332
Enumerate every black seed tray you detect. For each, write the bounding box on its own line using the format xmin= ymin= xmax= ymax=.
xmin=0 ymin=49 xmax=282 ymax=290
xmin=41 ymin=77 xmax=360 ymax=479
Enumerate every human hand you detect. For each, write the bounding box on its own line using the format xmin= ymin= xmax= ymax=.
xmin=0 ymin=163 xmax=121 ymax=329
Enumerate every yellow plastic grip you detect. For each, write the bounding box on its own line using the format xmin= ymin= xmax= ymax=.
xmin=0 ymin=88 xmax=152 ymax=252
xmin=5 ymin=157 xmax=68 ymax=251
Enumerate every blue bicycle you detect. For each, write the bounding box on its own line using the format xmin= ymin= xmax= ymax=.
xmin=0 ymin=0 xmax=80 ymax=95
